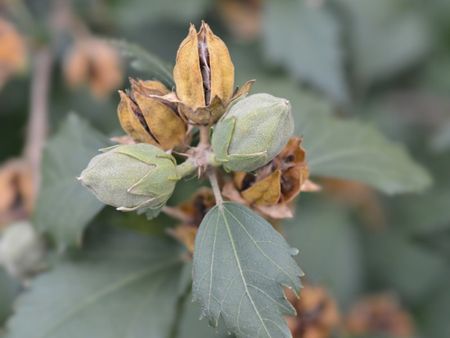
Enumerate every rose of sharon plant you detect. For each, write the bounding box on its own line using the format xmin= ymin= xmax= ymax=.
xmin=79 ymin=22 xmax=313 ymax=338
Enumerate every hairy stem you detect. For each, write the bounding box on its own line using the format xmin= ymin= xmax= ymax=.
xmin=208 ymin=169 xmax=223 ymax=206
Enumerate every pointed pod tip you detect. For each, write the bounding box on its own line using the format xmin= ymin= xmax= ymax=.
xmin=188 ymin=23 xmax=197 ymax=34
xmin=118 ymin=90 xmax=128 ymax=99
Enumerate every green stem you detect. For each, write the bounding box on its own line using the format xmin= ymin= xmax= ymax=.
xmin=208 ymin=169 xmax=223 ymax=206
xmin=207 ymin=152 xmax=221 ymax=167
xmin=176 ymin=159 xmax=197 ymax=179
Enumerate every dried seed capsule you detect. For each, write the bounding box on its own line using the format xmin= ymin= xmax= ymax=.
xmin=117 ymin=79 xmax=187 ymax=150
xmin=79 ymin=143 xmax=178 ymax=213
xmin=212 ymin=93 xmax=294 ymax=172
xmin=0 ymin=19 xmax=27 ymax=88
xmin=63 ymin=38 xmax=122 ymax=97
xmin=170 ymin=21 xmax=254 ymax=125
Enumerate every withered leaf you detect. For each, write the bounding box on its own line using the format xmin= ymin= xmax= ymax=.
xmin=241 ymin=170 xmax=282 ymax=205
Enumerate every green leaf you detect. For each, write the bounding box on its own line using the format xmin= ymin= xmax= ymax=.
xmin=337 ymin=0 xmax=430 ymax=87
xmin=285 ymin=199 xmax=363 ymax=306
xmin=179 ymin=295 xmax=233 ymax=338
xmin=422 ymin=279 xmax=450 ymax=338
xmin=113 ymin=0 xmax=210 ymax=28
xmin=391 ymin=186 xmax=450 ymax=234
xmin=193 ymin=202 xmax=302 ymax=338
xmin=263 ymin=0 xmax=347 ymax=102
xmin=109 ymin=39 xmax=174 ymax=87
xmin=33 ymin=114 xmax=109 ymax=250
xmin=0 ymin=269 xmax=19 ymax=325
xmin=247 ymin=76 xmax=432 ymax=194
xmin=367 ymin=229 xmax=448 ymax=304
xmin=301 ymin=110 xmax=432 ymax=194
xmin=4 ymin=227 xmax=184 ymax=338
xmin=430 ymin=121 xmax=450 ymax=153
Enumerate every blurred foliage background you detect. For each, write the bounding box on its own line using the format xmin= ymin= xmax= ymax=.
xmin=0 ymin=0 xmax=450 ymax=337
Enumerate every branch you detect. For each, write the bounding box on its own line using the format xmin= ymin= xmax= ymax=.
xmin=207 ymin=168 xmax=223 ymax=206
xmin=162 ymin=206 xmax=191 ymax=223
xmin=23 ymin=47 xmax=52 ymax=192
xmin=199 ymin=126 xmax=210 ymax=147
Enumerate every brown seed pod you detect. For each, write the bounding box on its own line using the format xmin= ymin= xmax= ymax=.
xmin=346 ymin=293 xmax=415 ymax=338
xmin=153 ymin=21 xmax=254 ymax=125
xmin=117 ymin=79 xmax=187 ymax=150
xmin=63 ymin=38 xmax=123 ymax=97
xmin=223 ymin=137 xmax=319 ymax=219
xmin=0 ymin=19 xmax=27 ymax=88
xmin=168 ymin=188 xmax=215 ymax=254
xmin=0 ymin=159 xmax=35 ymax=227
xmin=286 ymin=285 xmax=341 ymax=338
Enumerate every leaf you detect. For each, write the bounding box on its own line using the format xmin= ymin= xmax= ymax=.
xmin=422 ymin=279 xmax=450 ymax=338
xmin=430 ymin=120 xmax=450 ymax=153
xmin=244 ymin=76 xmax=432 ymax=194
xmin=337 ymin=0 xmax=430 ymax=87
xmin=301 ymin=111 xmax=432 ymax=194
xmin=263 ymin=0 xmax=347 ymax=102
xmin=179 ymin=294 xmax=234 ymax=338
xmin=4 ymin=227 xmax=184 ymax=338
xmin=193 ymin=202 xmax=302 ymax=338
xmin=109 ymin=39 xmax=174 ymax=87
xmin=0 ymin=269 xmax=19 ymax=325
xmin=113 ymin=0 xmax=210 ymax=28
xmin=33 ymin=114 xmax=109 ymax=250
xmin=391 ymin=186 xmax=450 ymax=234
xmin=366 ymin=229 xmax=448 ymax=304
xmin=284 ymin=199 xmax=363 ymax=306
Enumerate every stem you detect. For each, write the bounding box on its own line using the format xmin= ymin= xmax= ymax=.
xmin=199 ymin=126 xmax=210 ymax=146
xmin=175 ymin=158 xmax=197 ymax=179
xmin=23 ymin=47 xmax=52 ymax=192
xmin=207 ymin=169 xmax=223 ymax=206
xmin=162 ymin=206 xmax=191 ymax=223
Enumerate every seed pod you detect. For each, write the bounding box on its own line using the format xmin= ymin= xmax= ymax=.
xmin=286 ymin=286 xmax=341 ymax=338
xmin=63 ymin=38 xmax=122 ymax=97
xmin=168 ymin=188 xmax=215 ymax=254
xmin=79 ymin=144 xmax=178 ymax=212
xmin=212 ymin=93 xmax=294 ymax=172
xmin=117 ymin=79 xmax=187 ymax=150
xmin=222 ymin=137 xmax=318 ymax=220
xmin=170 ymin=21 xmax=254 ymax=125
xmin=0 ymin=19 xmax=27 ymax=88
xmin=346 ymin=293 xmax=415 ymax=337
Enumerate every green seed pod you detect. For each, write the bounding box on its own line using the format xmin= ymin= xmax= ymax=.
xmin=212 ymin=93 xmax=294 ymax=172
xmin=79 ymin=143 xmax=178 ymax=213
